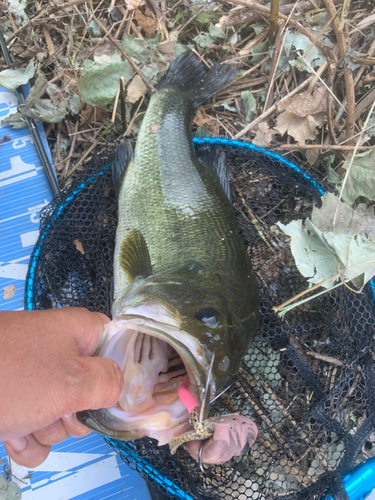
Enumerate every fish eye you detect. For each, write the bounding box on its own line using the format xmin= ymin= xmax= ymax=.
xmin=195 ymin=308 xmax=221 ymax=328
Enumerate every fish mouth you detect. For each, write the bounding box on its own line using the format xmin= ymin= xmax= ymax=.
xmin=79 ymin=303 xmax=211 ymax=445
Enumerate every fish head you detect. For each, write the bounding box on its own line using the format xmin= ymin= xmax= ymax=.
xmin=78 ymin=262 xmax=258 ymax=446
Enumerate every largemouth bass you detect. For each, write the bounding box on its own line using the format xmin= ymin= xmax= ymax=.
xmin=78 ymin=52 xmax=259 ymax=456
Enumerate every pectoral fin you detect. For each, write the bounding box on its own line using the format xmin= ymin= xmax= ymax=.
xmin=120 ymin=229 xmax=152 ymax=283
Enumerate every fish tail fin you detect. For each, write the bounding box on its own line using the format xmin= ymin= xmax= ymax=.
xmin=156 ymin=52 xmax=236 ymax=107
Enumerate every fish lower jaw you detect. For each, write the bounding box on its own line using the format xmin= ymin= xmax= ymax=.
xmin=93 ymin=314 xmax=206 ymax=446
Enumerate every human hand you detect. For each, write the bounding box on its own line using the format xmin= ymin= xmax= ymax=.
xmin=0 ymin=308 xmax=123 ymax=468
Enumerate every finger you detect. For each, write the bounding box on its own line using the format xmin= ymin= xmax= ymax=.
xmin=32 ymin=420 xmax=69 ymax=446
xmin=4 ymin=434 xmax=50 ymax=468
xmin=61 ymin=414 xmax=92 ymax=438
xmin=71 ymin=356 xmax=123 ymax=412
xmin=67 ymin=309 xmax=111 ymax=356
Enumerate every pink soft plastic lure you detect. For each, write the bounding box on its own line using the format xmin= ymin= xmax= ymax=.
xmin=177 ymin=378 xmax=198 ymax=414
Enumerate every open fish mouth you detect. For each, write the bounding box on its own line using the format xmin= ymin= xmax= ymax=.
xmin=82 ymin=303 xmax=211 ymax=445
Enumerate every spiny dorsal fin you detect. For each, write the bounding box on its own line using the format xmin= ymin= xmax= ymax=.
xmin=120 ymin=229 xmax=152 ymax=283
xmin=196 ymin=145 xmax=231 ymax=202
xmin=112 ymin=140 xmax=133 ymax=199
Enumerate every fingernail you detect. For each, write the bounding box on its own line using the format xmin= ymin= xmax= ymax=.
xmin=6 ymin=437 xmax=27 ymax=452
xmin=61 ymin=414 xmax=73 ymax=421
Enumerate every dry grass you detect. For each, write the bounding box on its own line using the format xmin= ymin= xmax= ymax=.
xmin=0 ymin=0 xmax=374 ymax=186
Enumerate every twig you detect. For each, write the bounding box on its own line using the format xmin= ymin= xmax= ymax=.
xmin=7 ymin=0 xmax=92 ymax=43
xmin=264 ymin=22 xmax=286 ymax=111
xmin=277 ymin=144 xmax=371 ymax=151
xmin=63 ymin=121 xmax=78 ymax=178
xmin=92 ymin=15 xmax=155 ymax=92
xmin=333 ymin=98 xmax=375 ymax=227
xmin=148 ymin=0 xmax=168 ymax=38
xmin=124 ymin=96 xmax=146 ymax=136
xmin=235 ymin=75 xmax=313 ymax=138
xmin=269 ymin=0 xmax=279 ymax=44
xmin=323 ymin=0 xmax=355 ymax=143
xmin=115 ymin=6 xmax=129 ymax=39
xmin=220 ymin=0 xmax=335 ymax=58
xmin=192 ymin=48 xmax=210 ymax=68
xmin=120 ymin=77 xmax=127 ymax=134
xmin=296 ymin=51 xmax=345 ymax=111
xmin=306 ymin=352 xmax=343 ymax=367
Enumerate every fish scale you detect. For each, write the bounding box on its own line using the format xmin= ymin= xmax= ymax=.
xmin=113 ymin=86 xmax=250 ymax=315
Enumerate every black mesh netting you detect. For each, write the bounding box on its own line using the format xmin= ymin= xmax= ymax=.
xmin=25 ymin=138 xmax=375 ymax=500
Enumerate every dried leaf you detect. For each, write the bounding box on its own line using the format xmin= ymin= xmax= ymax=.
xmin=74 ymin=239 xmax=85 ymax=255
xmin=305 ymin=148 xmax=320 ymax=166
xmin=277 ymin=86 xmax=327 ymax=117
xmin=122 ymin=36 xmax=154 ymax=64
xmin=312 ymin=193 xmax=375 ymax=236
xmin=158 ymin=31 xmax=178 ymax=55
xmin=127 ymin=75 xmax=147 ymax=103
xmin=3 ymin=284 xmax=17 ymax=300
xmin=125 ymin=0 xmax=145 ymax=9
xmin=7 ymin=0 xmax=28 ymax=26
xmin=135 ymin=10 xmax=158 ymax=38
xmin=275 ymin=111 xmax=325 ymax=144
xmin=253 ymin=122 xmax=274 ymax=148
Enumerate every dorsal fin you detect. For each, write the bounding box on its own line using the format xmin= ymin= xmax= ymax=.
xmin=120 ymin=229 xmax=152 ymax=283
xmin=196 ymin=145 xmax=231 ymax=201
xmin=112 ymin=140 xmax=133 ymax=199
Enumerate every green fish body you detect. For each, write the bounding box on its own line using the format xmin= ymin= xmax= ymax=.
xmin=78 ymin=53 xmax=259 ymax=450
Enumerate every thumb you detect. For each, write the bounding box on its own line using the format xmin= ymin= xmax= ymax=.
xmin=72 ymin=356 xmax=124 ymax=412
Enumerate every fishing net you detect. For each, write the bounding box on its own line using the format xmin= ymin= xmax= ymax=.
xmin=25 ymin=137 xmax=375 ymax=500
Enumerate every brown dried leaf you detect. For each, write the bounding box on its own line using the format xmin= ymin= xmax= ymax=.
xmin=158 ymin=31 xmax=178 ymax=55
xmin=127 ymin=75 xmax=147 ymax=103
xmin=275 ymin=111 xmax=325 ymax=144
xmin=193 ymin=107 xmax=219 ymax=135
xmin=3 ymin=285 xmax=16 ymax=300
xmin=80 ymin=104 xmax=108 ymax=125
xmin=135 ymin=10 xmax=158 ymax=38
xmin=74 ymin=239 xmax=85 ymax=255
xmin=277 ymin=86 xmax=327 ymax=117
xmin=126 ymin=0 xmax=145 ymax=9
xmin=305 ymin=148 xmax=320 ymax=165
xmin=252 ymin=122 xmax=274 ymax=148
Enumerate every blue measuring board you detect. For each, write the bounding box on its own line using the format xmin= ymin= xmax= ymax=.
xmin=0 ymin=86 xmax=151 ymax=500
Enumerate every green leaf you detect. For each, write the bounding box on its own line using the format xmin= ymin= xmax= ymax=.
xmin=7 ymin=0 xmax=28 ymax=26
xmin=277 ymin=219 xmax=339 ymax=287
xmin=191 ymin=11 xmax=221 ymax=25
xmin=79 ymin=59 xmax=133 ymax=107
xmin=241 ymin=90 xmax=256 ymax=122
xmin=221 ymin=102 xmax=237 ymax=112
xmin=122 ymin=36 xmax=154 ymax=64
xmin=88 ymin=19 xmax=101 ymax=36
xmin=68 ymin=94 xmax=81 ymax=115
xmin=327 ymin=166 xmax=343 ymax=188
xmin=366 ymin=110 xmax=375 ymax=137
xmin=193 ymin=32 xmax=214 ymax=48
xmin=341 ymin=146 xmax=375 ymax=205
xmin=0 ymin=59 xmax=34 ymax=91
xmin=0 ymin=475 xmax=22 ymax=500
xmin=26 ymin=98 xmax=68 ymax=123
xmin=277 ymin=193 xmax=375 ymax=292
xmin=208 ymin=23 xmax=226 ymax=39
xmin=284 ymin=32 xmax=334 ymax=73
